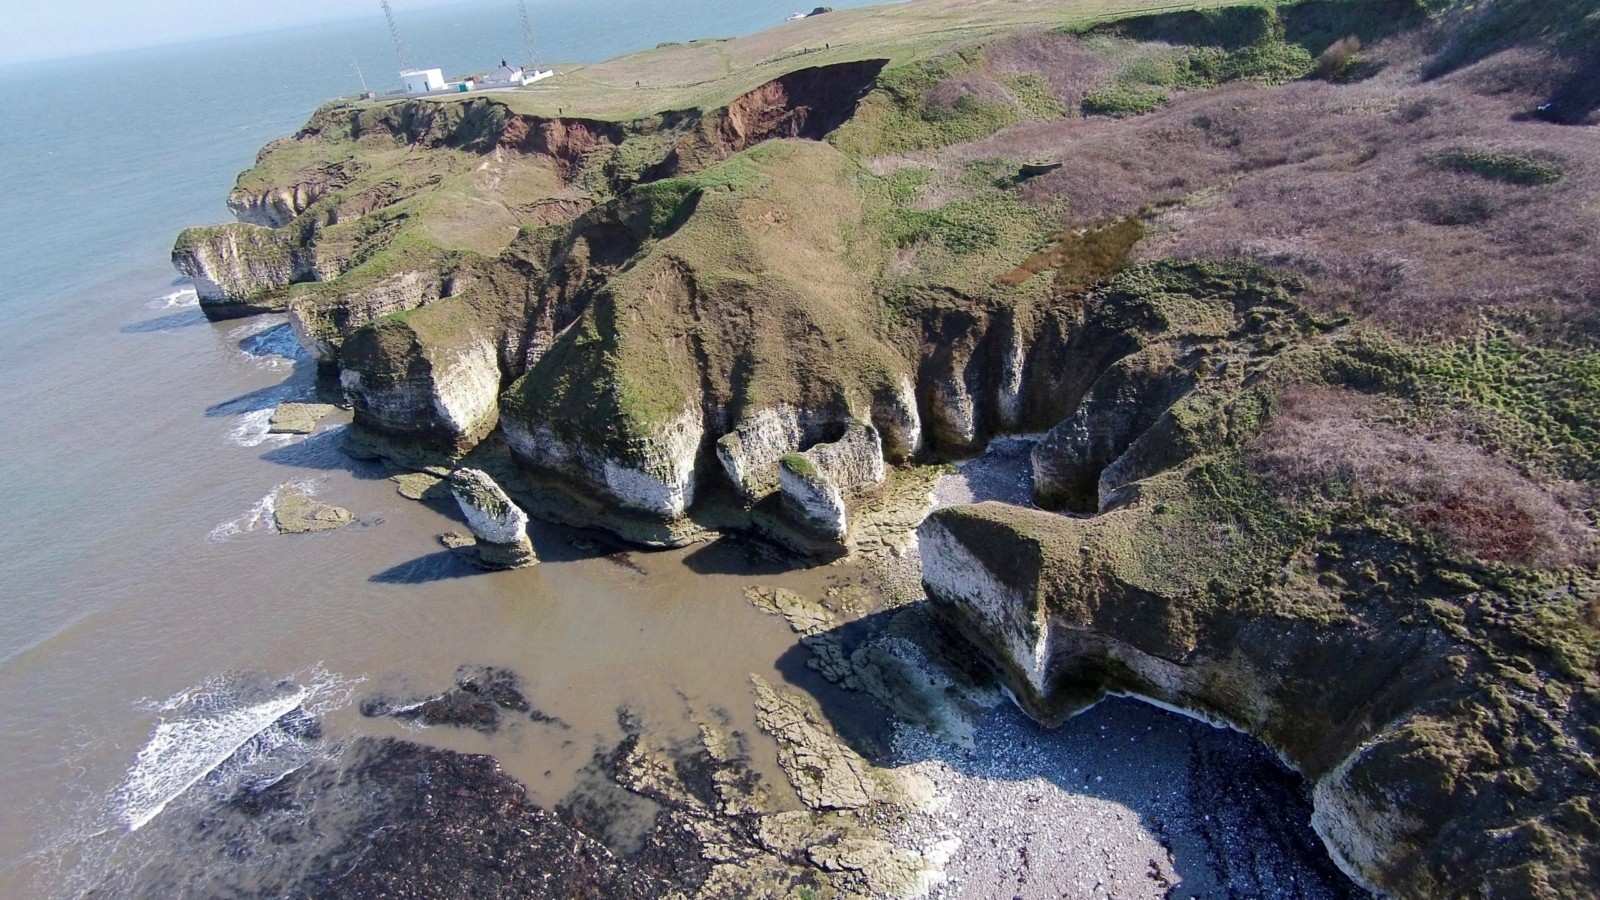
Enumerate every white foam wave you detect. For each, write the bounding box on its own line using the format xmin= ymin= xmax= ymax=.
xmin=228 ymin=318 xmax=309 ymax=370
xmin=150 ymin=286 xmax=199 ymax=309
xmin=207 ymin=487 xmax=276 ymax=542
xmin=207 ymin=479 xmax=316 ymax=541
xmin=114 ymin=666 xmax=362 ymax=832
xmin=228 ymin=407 xmax=297 ymax=448
xmin=114 ymin=688 xmax=306 ymax=831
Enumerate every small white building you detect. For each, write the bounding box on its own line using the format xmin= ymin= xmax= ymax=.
xmin=400 ymin=68 xmax=446 ymax=94
xmin=483 ymin=63 xmax=527 ymax=87
xmin=483 ymin=63 xmax=556 ymax=88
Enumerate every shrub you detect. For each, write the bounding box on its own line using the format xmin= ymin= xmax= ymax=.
xmin=1421 ymin=192 xmax=1499 ymax=226
xmin=1315 ymin=35 xmax=1362 ymax=80
xmin=1429 ymin=150 xmax=1563 ymax=186
xmin=1083 ymin=86 xmax=1169 ymax=118
xmin=1000 ymin=72 xmax=1067 ymax=119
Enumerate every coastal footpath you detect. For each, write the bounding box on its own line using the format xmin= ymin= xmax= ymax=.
xmin=175 ymin=0 xmax=1600 ymax=895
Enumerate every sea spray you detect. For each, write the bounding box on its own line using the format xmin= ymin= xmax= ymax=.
xmin=227 ymin=407 xmax=297 ymax=448
xmin=206 ymin=481 xmax=303 ymax=541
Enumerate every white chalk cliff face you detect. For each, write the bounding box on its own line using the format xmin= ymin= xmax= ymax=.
xmin=777 ymin=423 xmax=886 ymax=540
xmin=288 ymin=271 xmax=442 ymax=364
xmin=448 ymin=467 xmax=537 ymax=569
xmin=716 ymin=405 xmax=813 ymax=504
xmin=450 ymin=468 xmax=530 ymax=545
xmin=918 ymin=514 xmax=1050 ymax=690
xmin=228 ymin=183 xmax=326 ymax=228
xmin=172 ymin=224 xmax=316 ymax=305
xmin=428 ymin=338 xmax=502 ymax=442
xmin=503 ymin=405 xmax=705 ymax=520
xmin=870 ymin=374 xmax=924 ymax=463
xmin=339 ymin=323 xmax=502 ymax=454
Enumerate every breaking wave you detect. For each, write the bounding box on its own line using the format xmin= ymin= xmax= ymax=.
xmin=227 ymin=406 xmax=297 ymax=448
xmin=112 ymin=666 xmax=360 ymax=832
xmin=150 ymin=286 xmax=199 ymax=309
xmin=207 ymin=479 xmax=317 ymax=541
xmin=228 ymin=318 xmax=308 ymax=369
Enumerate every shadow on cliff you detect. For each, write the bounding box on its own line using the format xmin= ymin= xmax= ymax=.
xmin=775 ymin=604 xmax=1362 ymax=899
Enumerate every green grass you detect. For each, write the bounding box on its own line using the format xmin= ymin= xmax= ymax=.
xmin=831 ymin=47 xmax=1021 ymax=156
xmin=1002 ymin=73 xmax=1068 ymax=119
xmin=1429 ymin=151 xmax=1564 ymax=186
xmin=780 ymin=453 xmax=819 ymax=477
xmin=624 ymin=153 xmax=770 ymax=237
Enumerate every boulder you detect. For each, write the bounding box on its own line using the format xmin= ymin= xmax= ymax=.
xmin=272 ymin=484 xmax=353 ymax=533
xmin=267 ymin=402 xmax=337 ymax=435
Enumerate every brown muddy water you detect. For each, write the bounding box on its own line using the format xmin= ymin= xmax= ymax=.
xmin=0 ymin=295 xmax=846 ymax=896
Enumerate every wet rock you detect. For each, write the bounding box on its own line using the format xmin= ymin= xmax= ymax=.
xmin=744 ymin=585 xmax=838 ymax=635
xmin=267 ymin=401 xmax=336 ymax=435
xmin=751 ymin=674 xmax=875 ymax=810
xmin=392 ymin=470 xmax=445 ymax=500
xmin=250 ymin=737 xmax=674 ymax=899
xmin=448 ymin=468 xmax=537 ymax=569
xmin=271 ymin=484 xmax=352 ymax=533
xmin=360 ymin=666 xmax=543 ymax=733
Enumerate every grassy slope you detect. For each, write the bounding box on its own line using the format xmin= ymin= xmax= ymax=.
xmin=488 ymin=0 xmax=1250 ymax=120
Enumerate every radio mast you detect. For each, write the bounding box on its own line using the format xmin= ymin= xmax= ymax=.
xmin=517 ymin=0 xmax=539 ymax=69
xmin=381 ymin=1 xmax=409 ymax=70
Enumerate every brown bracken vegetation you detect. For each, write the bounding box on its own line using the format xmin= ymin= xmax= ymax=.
xmin=944 ymin=38 xmax=1599 ymax=341
xmin=1249 ymin=386 xmax=1597 ymax=569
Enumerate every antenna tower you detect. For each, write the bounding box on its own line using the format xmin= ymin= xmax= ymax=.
xmin=381 ymin=1 xmax=409 ymax=70
xmin=517 ymin=0 xmax=539 ymax=69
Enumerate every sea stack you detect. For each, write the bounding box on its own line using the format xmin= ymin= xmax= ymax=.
xmin=448 ymin=468 xmax=537 ymax=569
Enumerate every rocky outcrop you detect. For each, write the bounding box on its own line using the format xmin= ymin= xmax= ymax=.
xmin=447 ymin=468 xmax=536 ymax=568
xmin=751 ymin=674 xmax=876 ymax=810
xmin=267 ymin=402 xmax=336 ymax=435
xmin=919 ymin=501 xmax=1600 ymax=897
xmin=871 ymin=375 xmax=924 ymax=463
xmin=776 ymin=423 xmax=886 ymax=540
xmin=503 ymin=405 xmax=704 ymax=522
xmin=287 ymin=270 xmax=443 ymax=365
xmin=1031 ymin=344 xmax=1196 ymax=513
xmin=228 ymin=182 xmax=327 ymax=228
xmin=171 ymin=224 xmax=317 ymax=316
xmin=339 ymin=298 xmax=503 ymax=462
xmin=272 ymin=484 xmax=352 ymax=533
